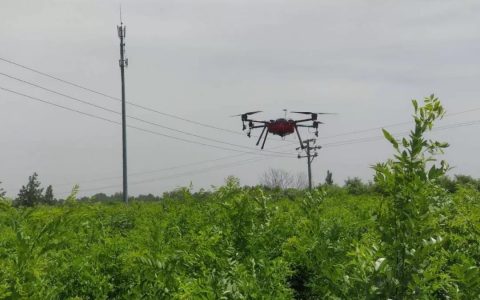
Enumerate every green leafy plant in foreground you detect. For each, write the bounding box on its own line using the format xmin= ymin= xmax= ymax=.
xmin=373 ymin=95 xmax=453 ymax=298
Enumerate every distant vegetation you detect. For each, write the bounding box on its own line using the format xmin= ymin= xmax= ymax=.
xmin=0 ymin=96 xmax=479 ymax=298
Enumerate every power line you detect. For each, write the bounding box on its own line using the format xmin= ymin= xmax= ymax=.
xmin=53 ymin=153 xmax=250 ymax=187
xmin=318 ymin=106 xmax=480 ymax=141
xmin=57 ymin=155 xmax=275 ymax=196
xmin=0 ymin=86 xmax=294 ymax=158
xmin=54 ymin=139 xmax=302 ymax=188
xmin=55 ymin=117 xmax=480 ymax=189
xmin=0 ymin=72 xmax=292 ymax=155
xmin=56 ymin=117 xmax=480 ymax=196
xmin=0 ymin=56 xmax=245 ymax=136
xmin=322 ymin=119 xmax=480 ymax=148
xmin=3 ymin=57 xmax=480 ymax=144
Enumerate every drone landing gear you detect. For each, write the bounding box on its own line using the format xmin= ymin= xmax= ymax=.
xmin=294 ymin=125 xmax=304 ymax=149
xmin=256 ymin=126 xmax=267 ymax=146
xmin=261 ymin=130 xmax=269 ymax=149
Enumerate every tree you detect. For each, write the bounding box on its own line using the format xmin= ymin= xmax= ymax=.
xmin=325 ymin=170 xmax=333 ymax=185
xmin=0 ymin=181 xmax=5 ymax=198
xmin=44 ymin=185 xmax=55 ymax=204
xmin=294 ymin=172 xmax=308 ymax=189
xmin=260 ymin=168 xmax=306 ymax=189
xmin=373 ymin=95 xmax=449 ymax=298
xmin=344 ymin=177 xmax=369 ymax=195
xmin=454 ymin=174 xmax=480 ymax=190
xmin=16 ymin=172 xmax=44 ymax=207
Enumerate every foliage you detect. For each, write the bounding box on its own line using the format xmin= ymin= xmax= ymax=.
xmin=0 ymin=184 xmax=478 ymax=299
xmin=15 ymin=173 xmax=44 ymax=207
xmin=260 ymin=168 xmax=307 ymax=190
xmin=373 ymin=94 xmax=455 ymax=298
xmin=0 ymin=182 xmax=5 ymax=199
xmin=44 ymin=185 xmax=55 ymax=204
xmin=0 ymin=185 xmax=379 ymax=299
xmin=344 ymin=177 xmax=373 ymax=195
xmin=325 ymin=170 xmax=333 ymax=185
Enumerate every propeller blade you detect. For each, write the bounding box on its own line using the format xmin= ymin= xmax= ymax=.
xmin=290 ymin=111 xmax=336 ymax=115
xmin=230 ymin=111 xmax=263 ymax=117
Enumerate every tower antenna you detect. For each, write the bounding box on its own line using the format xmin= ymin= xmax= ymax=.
xmin=117 ymin=13 xmax=128 ymax=203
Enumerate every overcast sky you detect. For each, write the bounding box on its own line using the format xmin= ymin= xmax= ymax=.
xmin=1 ymin=0 xmax=480 ymax=198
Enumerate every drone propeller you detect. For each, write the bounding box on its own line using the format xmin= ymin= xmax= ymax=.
xmin=230 ymin=111 xmax=263 ymax=117
xmin=290 ymin=111 xmax=336 ymax=115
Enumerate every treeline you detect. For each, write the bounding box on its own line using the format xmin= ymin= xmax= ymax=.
xmin=0 ymin=173 xmax=56 ymax=206
xmin=2 ymin=171 xmax=480 ymax=206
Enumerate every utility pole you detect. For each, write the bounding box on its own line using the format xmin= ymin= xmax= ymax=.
xmin=297 ymin=139 xmax=322 ymax=190
xmin=117 ymin=18 xmax=128 ymax=204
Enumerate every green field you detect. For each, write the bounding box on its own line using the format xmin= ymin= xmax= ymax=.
xmin=1 ymin=183 xmax=479 ymax=299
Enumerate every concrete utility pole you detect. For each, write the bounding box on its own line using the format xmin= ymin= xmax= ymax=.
xmin=117 ymin=19 xmax=128 ymax=204
xmin=297 ymin=139 xmax=322 ymax=190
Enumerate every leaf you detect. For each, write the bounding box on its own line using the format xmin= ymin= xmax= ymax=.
xmin=374 ymin=257 xmax=386 ymax=271
xmin=382 ymin=129 xmax=398 ymax=149
xmin=412 ymin=99 xmax=418 ymax=113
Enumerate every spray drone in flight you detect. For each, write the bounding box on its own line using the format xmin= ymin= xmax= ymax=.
xmin=233 ymin=110 xmax=334 ymax=149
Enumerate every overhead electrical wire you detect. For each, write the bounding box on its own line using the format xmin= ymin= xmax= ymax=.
xmin=51 ymin=101 xmax=480 ymax=189
xmin=0 ymin=86 xmax=294 ymax=158
xmin=0 ymin=56 xmax=245 ymax=136
xmin=53 ymin=152 xmax=251 ymax=187
xmin=4 ymin=80 xmax=479 ymax=192
xmin=322 ymin=119 xmax=480 ymax=148
xmin=0 ymin=72 xmax=292 ymax=156
xmin=55 ymin=140 xmax=300 ymax=188
xmin=318 ymin=107 xmax=480 ymax=140
xmin=55 ymin=117 xmax=480 ymax=195
xmin=56 ymin=155 xmax=272 ymax=196
xmin=3 ymin=56 xmax=480 ymax=142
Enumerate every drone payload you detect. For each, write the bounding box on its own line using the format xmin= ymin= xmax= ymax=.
xmin=233 ymin=110 xmax=334 ymax=149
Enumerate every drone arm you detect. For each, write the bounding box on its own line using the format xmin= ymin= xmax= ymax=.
xmin=250 ymin=125 xmax=266 ymax=129
xmin=245 ymin=118 xmax=268 ymax=124
xmin=256 ymin=126 xmax=267 ymax=146
xmin=296 ymin=124 xmax=320 ymax=136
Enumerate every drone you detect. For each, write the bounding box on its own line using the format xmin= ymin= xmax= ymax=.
xmin=233 ymin=110 xmax=334 ymax=149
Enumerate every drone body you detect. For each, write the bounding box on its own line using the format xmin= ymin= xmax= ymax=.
xmin=235 ymin=111 xmax=332 ymax=149
xmin=265 ymin=118 xmax=295 ymax=137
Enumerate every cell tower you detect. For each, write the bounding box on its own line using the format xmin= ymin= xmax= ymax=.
xmin=117 ymin=12 xmax=128 ymax=204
